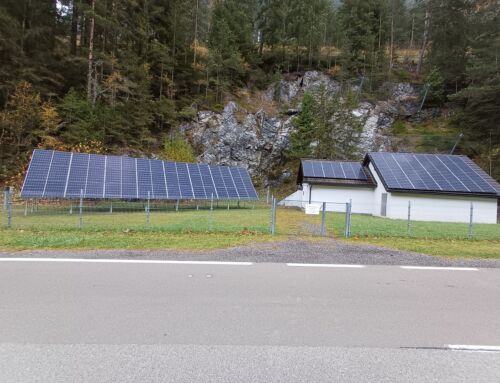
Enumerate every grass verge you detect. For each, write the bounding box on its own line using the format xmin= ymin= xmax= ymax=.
xmin=350 ymin=237 xmax=500 ymax=260
xmin=0 ymin=229 xmax=276 ymax=251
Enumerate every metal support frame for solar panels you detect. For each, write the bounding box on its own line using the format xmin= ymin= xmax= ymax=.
xmin=148 ymin=160 xmax=155 ymax=199
xmin=227 ymin=167 xmax=240 ymax=200
xmin=63 ymin=152 xmax=73 ymax=198
xmin=135 ymin=158 xmax=139 ymax=199
xmin=84 ymin=154 xmax=91 ymax=198
xmin=120 ymin=157 xmax=123 ymax=199
xmin=162 ymin=161 xmax=169 ymax=199
xmin=102 ymin=155 xmax=107 ymax=198
xmin=173 ymin=162 xmax=181 ymax=199
xmin=207 ymin=165 xmax=219 ymax=199
xmin=185 ymin=163 xmax=196 ymax=199
xmin=196 ymin=164 xmax=208 ymax=200
xmin=42 ymin=150 xmax=55 ymax=198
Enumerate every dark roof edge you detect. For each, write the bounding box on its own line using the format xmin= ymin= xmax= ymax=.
xmin=389 ymin=189 xmax=498 ymax=199
xmin=303 ymin=177 xmax=376 ymax=188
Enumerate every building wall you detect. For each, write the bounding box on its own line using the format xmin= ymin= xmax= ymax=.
xmin=309 ymin=184 xmax=374 ymax=214
xmin=388 ymin=192 xmax=498 ymax=224
xmin=368 ymin=162 xmax=388 ymax=217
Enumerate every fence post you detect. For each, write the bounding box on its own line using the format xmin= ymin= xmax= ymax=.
xmin=24 ymin=200 xmax=28 ymax=217
xmin=109 ymin=201 xmax=113 ymax=214
xmin=69 ymin=201 xmax=73 ymax=215
xmin=2 ymin=187 xmax=7 ymax=211
xmin=209 ymin=193 xmax=214 ymax=232
xmin=320 ymin=202 xmax=326 ymax=236
xmin=266 ymin=186 xmax=270 ymax=204
xmin=79 ymin=189 xmax=83 ymax=229
xmin=146 ymin=191 xmax=151 ymax=228
xmin=270 ymin=196 xmax=276 ymax=235
xmin=176 ymin=199 xmax=179 ymax=212
xmin=344 ymin=201 xmax=352 ymax=238
xmin=468 ymin=202 xmax=473 ymax=240
xmin=6 ymin=187 xmax=12 ymax=228
xmin=407 ymin=200 xmax=411 ymax=236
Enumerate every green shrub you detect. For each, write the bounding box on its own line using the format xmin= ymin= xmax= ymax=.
xmin=392 ymin=120 xmax=406 ymax=135
xmin=164 ymin=135 xmax=195 ymax=163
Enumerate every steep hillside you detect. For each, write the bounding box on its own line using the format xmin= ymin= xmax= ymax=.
xmin=181 ymin=71 xmax=454 ymax=185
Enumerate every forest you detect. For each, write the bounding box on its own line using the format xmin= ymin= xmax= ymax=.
xmin=0 ymin=0 xmax=499 ymax=185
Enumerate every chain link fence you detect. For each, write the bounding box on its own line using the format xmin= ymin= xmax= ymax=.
xmin=2 ymin=188 xmax=499 ymax=241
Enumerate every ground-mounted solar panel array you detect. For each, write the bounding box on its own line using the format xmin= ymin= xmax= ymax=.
xmin=21 ymin=149 xmax=258 ymax=200
xmin=301 ymin=160 xmax=368 ymax=181
xmin=368 ymin=152 xmax=499 ymax=196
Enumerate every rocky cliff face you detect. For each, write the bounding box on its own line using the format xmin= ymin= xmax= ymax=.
xmin=182 ymin=102 xmax=293 ymax=177
xmin=182 ymin=71 xmax=428 ymax=179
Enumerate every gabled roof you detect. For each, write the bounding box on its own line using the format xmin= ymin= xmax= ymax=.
xmin=297 ymin=159 xmax=376 ymax=187
xmin=363 ymin=152 xmax=500 ymax=197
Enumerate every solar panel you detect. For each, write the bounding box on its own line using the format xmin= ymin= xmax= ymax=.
xmin=237 ymin=167 xmax=258 ymax=199
xmin=122 ymin=156 xmax=137 ymax=199
xmin=210 ymin=166 xmax=228 ymax=199
xmin=105 ymin=155 xmax=121 ymax=198
xmin=44 ymin=151 xmax=71 ymax=197
xmin=65 ymin=153 xmax=88 ymax=198
xmin=20 ymin=149 xmax=258 ymax=200
xmin=199 ymin=164 xmax=217 ymax=199
xmin=150 ymin=159 xmax=167 ymax=199
xmin=165 ymin=161 xmax=180 ymax=199
xmin=301 ymin=160 xmax=368 ymax=181
xmin=220 ymin=166 xmax=239 ymax=199
xmin=368 ymin=152 xmax=498 ymax=195
xmin=136 ymin=158 xmax=152 ymax=198
xmin=86 ymin=154 xmax=105 ymax=197
xmin=229 ymin=167 xmax=247 ymax=199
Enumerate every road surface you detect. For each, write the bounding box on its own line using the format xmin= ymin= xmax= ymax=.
xmin=0 ymin=257 xmax=499 ymax=382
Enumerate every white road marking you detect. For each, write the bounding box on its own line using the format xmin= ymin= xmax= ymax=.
xmin=447 ymin=345 xmax=500 ymax=352
xmin=400 ymin=266 xmax=478 ymax=271
xmin=0 ymin=258 xmax=253 ymax=266
xmin=286 ymin=263 xmax=365 ymax=268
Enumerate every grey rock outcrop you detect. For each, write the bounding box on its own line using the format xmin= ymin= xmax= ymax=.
xmin=265 ymin=70 xmax=341 ymax=105
xmin=182 ymin=102 xmax=293 ymax=176
xmin=182 ymin=71 xmax=429 ymax=178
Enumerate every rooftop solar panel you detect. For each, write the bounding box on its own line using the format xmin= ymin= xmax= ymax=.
xmin=367 ymin=152 xmax=499 ymax=196
xmin=20 ymin=149 xmax=258 ymax=200
xmin=301 ymin=160 xmax=368 ymax=181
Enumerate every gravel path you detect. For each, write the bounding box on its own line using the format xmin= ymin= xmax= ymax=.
xmin=1 ymin=238 xmax=499 ymax=268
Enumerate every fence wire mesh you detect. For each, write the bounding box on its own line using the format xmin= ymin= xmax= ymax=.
xmin=1 ymin=189 xmax=499 ymax=241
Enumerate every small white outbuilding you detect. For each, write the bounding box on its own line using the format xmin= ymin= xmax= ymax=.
xmin=281 ymin=152 xmax=500 ymax=224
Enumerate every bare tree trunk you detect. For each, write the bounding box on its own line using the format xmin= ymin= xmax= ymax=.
xmin=389 ymin=6 xmax=394 ymax=73
xmin=409 ymin=16 xmax=415 ymax=50
xmin=416 ymin=9 xmax=430 ymax=76
xmin=70 ymin=0 xmax=79 ymax=54
xmin=21 ymin=0 xmax=32 ymax=53
xmin=87 ymin=0 xmax=96 ymax=103
xmin=378 ymin=14 xmax=382 ymax=49
xmin=192 ymin=0 xmax=199 ymax=66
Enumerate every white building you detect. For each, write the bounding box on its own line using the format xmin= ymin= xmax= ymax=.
xmin=281 ymin=152 xmax=500 ymax=224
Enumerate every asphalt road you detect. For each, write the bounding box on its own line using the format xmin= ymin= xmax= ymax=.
xmin=0 ymin=258 xmax=499 ymax=382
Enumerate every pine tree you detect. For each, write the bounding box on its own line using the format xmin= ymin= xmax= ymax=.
xmin=288 ymin=93 xmax=316 ymax=160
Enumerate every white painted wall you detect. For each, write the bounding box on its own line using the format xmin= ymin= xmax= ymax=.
xmin=279 ymin=182 xmax=374 ymax=213
xmin=368 ymin=162 xmax=388 ymax=217
xmin=388 ymin=192 xmax=498 ymax=224
xmin=309 ymin=184 xmax=374 ymax=214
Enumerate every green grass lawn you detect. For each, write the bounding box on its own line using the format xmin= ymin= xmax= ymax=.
xmin=1 ymin=202 xmax=498 ymax=258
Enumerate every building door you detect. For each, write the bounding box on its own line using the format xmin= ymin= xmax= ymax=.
xmin=381 ymin=193 xmax=387 ymax=216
